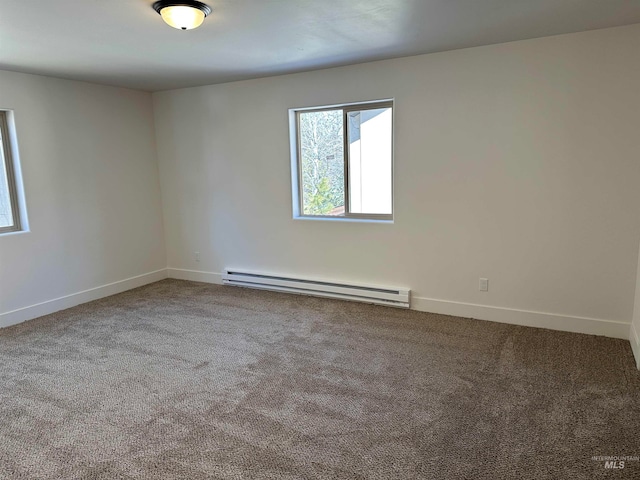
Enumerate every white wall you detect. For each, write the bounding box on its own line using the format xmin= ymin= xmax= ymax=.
xmin=0 ymin=70 xmax=166 ymax=325
xmin=154 ymin=24 xmax=640 ymax=339
xmin=631 ymin=241 xmax=640 ymax=367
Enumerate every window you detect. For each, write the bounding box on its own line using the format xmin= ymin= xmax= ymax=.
xmin=292 ymin=100 xmax=393 ymax=220
xmin=0 ymin=111 xmax=22 ymax=233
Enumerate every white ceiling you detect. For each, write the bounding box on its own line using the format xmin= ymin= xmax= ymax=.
xmin=1 ymin=0 xmax=639 ymax=92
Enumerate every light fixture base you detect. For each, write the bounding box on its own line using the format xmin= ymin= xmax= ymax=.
xmin=152 ymin=1 xmax=212 ymax=17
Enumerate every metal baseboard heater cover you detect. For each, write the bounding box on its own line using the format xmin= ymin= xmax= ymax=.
xmin=222 ymin=269 xmax=410 ymax=308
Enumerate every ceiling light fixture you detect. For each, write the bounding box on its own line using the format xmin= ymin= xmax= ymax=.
xmin=152 ymin=1 xmax=212 ymax=30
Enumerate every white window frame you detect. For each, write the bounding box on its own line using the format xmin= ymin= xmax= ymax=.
xmin=290 ymin=99 xmax=394 ymax=222
xmin=0 ymin=110 xmax=22 ymax=234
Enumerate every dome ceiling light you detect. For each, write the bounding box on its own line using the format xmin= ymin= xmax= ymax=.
xmin=152 ymin=1 xmax=212 ymax=30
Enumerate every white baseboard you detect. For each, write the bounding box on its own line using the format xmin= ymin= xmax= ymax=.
xmin=6 ymin=266 xmax=631 ymax=350
xmin=412 ymin=297 xmax=630 ymax=340
xmin=630 ymin=323 xmax=640 ymax=369
xmin=166 ymin=268 xmax=629 ymax=340
xmin=167 ymin=268 xmax=223 ymax=284
xmin=0 ymin=269 xmax=168 ymax=329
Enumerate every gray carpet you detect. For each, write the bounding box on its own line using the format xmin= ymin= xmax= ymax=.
xmin=0 ymin=279 xmax=639 ymax=479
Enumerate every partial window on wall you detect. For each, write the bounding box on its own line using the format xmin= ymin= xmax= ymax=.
xmin=0 ymin=111 xmax=22 ymax=233
xmin=291 ymin=100 xmax=393 ymax=221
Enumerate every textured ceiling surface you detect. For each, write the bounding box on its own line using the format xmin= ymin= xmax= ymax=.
xmin=1 ymin=0 xmax=639 ymax=91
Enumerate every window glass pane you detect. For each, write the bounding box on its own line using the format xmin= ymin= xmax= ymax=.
xmin=347 ymin=107 xmax=392 ymax=215
xmin=0 ymin=128 xmax=14 ymax=228
xmin=299 ymin=109 xmax=345 ymax=216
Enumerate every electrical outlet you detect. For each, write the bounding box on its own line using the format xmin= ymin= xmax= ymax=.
xmin=479 ymin=278 xmax=489 ymax=292
xmin=195 ymin=251 xmax=200 ymax=262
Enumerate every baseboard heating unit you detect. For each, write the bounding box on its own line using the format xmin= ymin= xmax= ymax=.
xmin=222 ymin=269 xmax=410 ymax=308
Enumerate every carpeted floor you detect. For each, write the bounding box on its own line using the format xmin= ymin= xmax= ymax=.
xmin=0 ymin=279 xmax=639 ymax=479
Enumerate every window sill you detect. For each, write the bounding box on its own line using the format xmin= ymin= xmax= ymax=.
xmin=0 ymin=228 xmax=29 ymax=237
xmin=293 ymin=215 xmax=393 ymax=224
